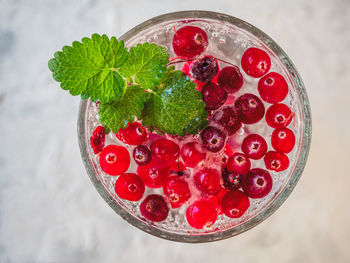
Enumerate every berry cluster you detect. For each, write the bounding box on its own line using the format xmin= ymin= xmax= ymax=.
xmin=89 ymin=25 xmax=296 ymax=230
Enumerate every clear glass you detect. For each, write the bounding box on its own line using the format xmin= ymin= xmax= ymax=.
xmin=77 ymin=11 xmax=311 ymax=242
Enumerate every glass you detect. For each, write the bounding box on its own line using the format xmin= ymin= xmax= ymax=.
xmin=77 ymin=11 xmax=311 ymax=242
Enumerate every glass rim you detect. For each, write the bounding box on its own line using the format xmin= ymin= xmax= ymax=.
xmin=77 ymin=10 xmax=312 ymax=243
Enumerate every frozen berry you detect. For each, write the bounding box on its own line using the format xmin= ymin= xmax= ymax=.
xmin=271 ymin=128 xmax=295 ymax=153
xmin=241 ymin=134 xmax=268 ymax=160
xmin=258 ymin=72 xmax=289 ymax=103
xmin=242 ymin=168 xmax=272 ymax=198
xmin=221 ymin=190 xmax=250 ymax=218
xmin=140 ymin=194 xmax=169 ymax=222
xmin=172 ymin=26 xmax=208 ymax=59
xmin=99 ymin=145 xmax=130 ymax=176
xmin=163 ymin=177 xmax=191 ymax=208
xmin=200 ymin=126 xmax=226 ymax=152
xmin=151 ymin=138 xmax=179 ymax=161
xmin=116 ymin=122 xmax=148 ymax=145
xmin=235 ymin=93 xmax=265 ymax=124
xmin=241 ymin=47 xmax=271 ymax=78
xmin=180 ymin=142 xmax=206 ymax=168
xmin=186 ymin=199 xmax=217 ymax=229
xmin=211 ymin=106 xmax=241 ymax=135
xmin=202 ymin=82 xmax=228 ymax=110
xmin=114 ymin=173 xmax=145 ymax=201
xmin=266 ymin=103 xmax=293 ymax=128
xmin=222 ymin=168 xmax=242 ymax=190
xmin=137 ymin=159 xmax=170 ymax=188
xmin=90 ymin=126 xmax=106 ymax=154
xmin=133 ymin=145 xmax=152 ymax=166
xmin=194 ymin=168 xmax=221 ymax=195
xmin=226 ymin=152 xmax=251 ymax=175
xmin=264 ymin=151 xmax=289 ymax=172
xmin=217 ymin=66 xmax=243 ymax=94
xmin=190 ymin=56 xmax=219 ymax=82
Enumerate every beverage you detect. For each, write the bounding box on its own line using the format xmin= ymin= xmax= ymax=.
xmin=72 ymin=11 xmax=312 ymax=242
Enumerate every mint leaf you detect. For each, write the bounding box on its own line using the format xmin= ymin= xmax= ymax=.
xmin=142 ymin=69 xmax=208 ymax=136
xmin=119 ymin=43 xmax=169 ymax=90
xmin=99 ymin=85 xmax=148 ymax=132
xmin=48 ymin=34 xmax=128 ymax=103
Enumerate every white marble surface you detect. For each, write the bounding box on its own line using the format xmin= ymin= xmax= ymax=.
xmin=1 ymin=0 xmax=350 ymax=262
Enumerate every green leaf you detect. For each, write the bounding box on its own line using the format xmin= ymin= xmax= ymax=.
xmin=99 ymin=85 xmax=148 ymax=132
xmin=142 ymin=69 xmax=208 ymax=136
xmin=48 ymin=34 xmax=128 ymax=103
xmin=119 ymin=42 xmax=169 ymax=90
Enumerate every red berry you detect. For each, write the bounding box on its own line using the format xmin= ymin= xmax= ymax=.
xmin=90 ymin=126 xmax=106 ymax=154
xmin=186 ymin=199 xmax=217 ymax=229
xmin=169 ymin=159 xmax=186 ymax=174
xmin=266 ymin=103 xmax=293 ymax=128
xmin=137 ymin=159 xmax=170 ymax=188
xmin=271 ymin=128 xmax=295 ymax=153
xmin=224 ymin=143 xmax=234 ymax=157
xmin=163 ymin=177 xmax=191 ymax=208
xmin=211 ymin=106 xmax=241 ymax=135
xmin=200 ymin=126 xmax=226 ymax=153
xmin=258 ymin=72 xmax=289 ymax=104
xmin=226 ymin=152 xmax=251 ymax=175
xmin=235 ymin=93 xmax=265 ymax=124
xmin=241 ymin=134 xmax=268 ymax=160
xmin=140 ymin=194 xmax=169 ymax=222
xmin=116 ymin=122 xmax=148 ymax=145
xmin=217 ymin=66 xmax=243 ymax=94
xmin=222 ymin=169 xmax=242 ymax=190
xmin=194 ymin=168 xmax=221 ymax=195
xmin=190 ymin=56 xmax=219 ymax=82
xmin=209 ymin=188 xmax=228 ymax=215
xmin=221 ymin=190 xmax=250 ymax=218
xmin=133 ymin=145 xmax=152 ymax=166
xmin=99 ymin=145 xmax=130 ymax=176
xmin=202 ymin=82 xmax=228 ymax=110
xmin=264 ymin=151 xmax=289 ymax=172
xmin=172 ymin=26 xmax=208 ymax=59
xmin=180 ymin=142 xmax=206 ymax=168
xmin=151 ymin=138 xmax=179 ymax=161
xmin=242 ymin=168 xmax=273 ymax=198
xmin=241 ymin=47 xmax=271 ymax=78
xmin=114 ymin=173 xmax=145 ymax=201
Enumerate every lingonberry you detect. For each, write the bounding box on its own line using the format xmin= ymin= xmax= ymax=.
xmin=200 ymin=126 xmax=226 ymax=152
xmin=90 ymin=126 xmax=106 ymax=154
xmin=99 ymin=145 xmax=130 ymax=176
xmin=133 ymin=145 xmax=152 ymax=166
xmin=180 ymin=142 xmax=206 ymax=168
xmin=140 ymin=194 xmax=169 ymax=222
xmin=186 ymin=199 xmax=217 ymax=229
xmin=217 ymin=66 xmax=243 ymax=94
xmin=242 ymin=168 xmax=273 ymax=198
xmin=114 ymin=173 xmax=145 ymax=201
xmin=235 ymin=93 xmax=265 ymax=124
xmin=241 ymin=134 xmax=268 ymax=160
xmin=271 ymin=127 xmax=295 ymax=153
xmin=221 ymin=189 xmax=250 ymax=218
xmin=137 ymin=159 xmax=170 ymax=188
xmin=201 ymin=82 xmax=228 ymax=110
xmin=222 ymin=168 xmax=242 ymax=190
xmin=151 ymin=138 xmax=179 ymax=161
xmin=241 ymin=47 xmax=271 ymax=78
xmin=190 ymin=56 xmax=219 ymax=82
xmin=264 ymin=151 xmax=290 ymax=172
xmin=211 ymin=106 xmax=241 ymax=135
xmin=265 ymin=103 xmax=293 ymax=128
xmin=116 ymin=122 xmax=148 ymax=145
xmin=258 ymin=72 xmax=289 ymax=103
xmin=226 ymin=152 xmax=251 ymax=175
xmin=163 ymin=176 xmax=191 ymax=208
xmin=194 ymin=168 xmax=221 ymax=195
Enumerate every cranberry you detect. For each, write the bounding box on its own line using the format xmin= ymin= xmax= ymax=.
xmin=226 ymin=152 xmax=251 ymax=175
xmin=90 ymin=126 xmax=106 ymax=154
xmin=99 ymin=145 xmax=130 ymax=176
xmin=224 ymin=143 xmax=234 ymax=157
xmin=264 ymin=151 xmax=289 ymax=172
xmin=186 ymin=199 xmax=217 ymax=229
xmin=235 ymin=93 xmax=265 ymax=124
xmin=271 ymin=127 xmax=295 ymax=153
xmin=217 ymin=66 xmax=243 ymax=94
xmin=140 ymin=194 xmax=169 ymax=222
xmin=266 ymin=103 xmax=293 ymax=128
xmin=172 ymin=26 xmax=208 ymax=59
xmin=194 ymin=168 xmax=221 ymax=195
xmin=114 ymin=173 xmax=145 ymax=201
xmin=222 ymin=168 xmax=242 ymax=190
xmin=169 ymin=159 xmax=186 ymax=174
xmin=190 ymin=56 xmax=219 ymax=82
xmin=201 ymin=82 xmax=228 ymax=110
xmin=137 ymin=159 xmax=170 ymax=188
xmin=180 ymin=142 xmax=206 ymax=168
xmin=209 ymin=188 xmax=228 ymax=215
xmin=133 ymin=145 xmax=152 ymax=166
xmin=163 ymin=177 xmax=191 ymax=208
xmin=151 ymin=138 xmax=179 ymax=161
xmin=241 ymin=47 xmax=271 ymax=78
xmin=200 ymin=126 xmax=226 ymax=152
xmin=242 ymin=168 xmax=273 ymax=198
xmin=211 ymin=106 xmax=241 ymax=135
xmin=258 ymin=72 xmax=289 ymax=103
xmin=116 ymin=122 xmax=148 ymax=145
xmin=241 ymin=134 xmax=268 ymax=160
xmin=221 ymin=190 xmax=250 ymax=218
